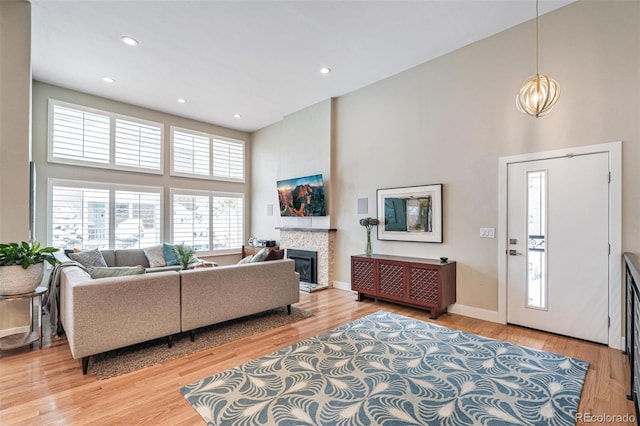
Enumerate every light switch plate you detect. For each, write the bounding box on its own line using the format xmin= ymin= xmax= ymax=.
xmin=480 ymin=227 xmax=495 ymax=238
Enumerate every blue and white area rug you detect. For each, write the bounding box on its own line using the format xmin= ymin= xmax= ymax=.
xmin=181 ymin=311 xmax=589 ymax=425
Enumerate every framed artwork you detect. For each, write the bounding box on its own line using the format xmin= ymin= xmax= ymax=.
xmin=377 ymin=184 xmax=443 ymax=243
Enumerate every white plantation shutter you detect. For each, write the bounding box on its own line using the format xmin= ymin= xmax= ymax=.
xmin=212 ymin=196 xmax=244 ymax=249
xmin=171 ymin=127 xmax=245 ymax=182
xmin=50 ymin=184 xmax=110 ymax=249
xmin=49 ymin=100 xmax=163 ymax=174
xmin=49 ymin=180 xmax=163 ymax=250
xmin=172 ymin=193 xmax=211 ymax=251
xmin=213 ymin=138 xmax=244 ymax=181
xmin=115 ymin=118 xmax=162 ymax=171
xmin=51 ymin=103 xmax=110 ymax=164
xmin=172 ymin=130 xmax=210 ymax=176
xmin=114 ymin=190 xmax=162 ymax=249
xmin=171 ymin=190 xmax=244 ymax=253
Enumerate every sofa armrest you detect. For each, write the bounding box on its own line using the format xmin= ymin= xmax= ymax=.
xmin=60 ymin=268 xmax=181 ymax=359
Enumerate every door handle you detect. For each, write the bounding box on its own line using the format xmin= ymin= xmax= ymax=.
xmin=508 ymin=249 xmax=522 ymax=256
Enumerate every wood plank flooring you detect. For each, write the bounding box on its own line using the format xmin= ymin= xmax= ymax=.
xmin=0 ymin=288 xmax=636 ymax=425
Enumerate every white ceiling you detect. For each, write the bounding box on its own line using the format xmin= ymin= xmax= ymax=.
xmin=30 ymin=0 xmax=573 ymax=133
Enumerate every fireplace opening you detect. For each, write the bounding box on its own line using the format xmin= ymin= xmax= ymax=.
xmin=286 ymin=249 xmax=317 ymax=284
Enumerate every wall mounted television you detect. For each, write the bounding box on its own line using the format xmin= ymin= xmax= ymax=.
xmin=277 ymin=174 xmax=327 ymax=217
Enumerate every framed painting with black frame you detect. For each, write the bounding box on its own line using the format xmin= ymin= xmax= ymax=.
xmin=377 ymin=184 xmax=443 ymax=243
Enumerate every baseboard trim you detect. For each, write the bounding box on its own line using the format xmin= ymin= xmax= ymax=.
xmin=447 ymin=303 xmax=499 ymax=323
xmin=332 ymin=281 xmax=354 ymax=292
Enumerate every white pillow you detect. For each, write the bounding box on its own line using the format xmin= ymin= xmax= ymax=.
xmin=143 ymin=245 xmax=166 ymax=268
xmin=238 ymin=255 xmax=253 ymax=264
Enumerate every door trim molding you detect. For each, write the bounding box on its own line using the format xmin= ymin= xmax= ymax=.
xmin=498 ymin=141 xmax=622 ymax=349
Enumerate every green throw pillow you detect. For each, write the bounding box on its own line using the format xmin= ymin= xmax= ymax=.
xmin=87 ymin=266 xmax=146 ymax=279
xmin=163 ymin=243 xmax=180 ymax=266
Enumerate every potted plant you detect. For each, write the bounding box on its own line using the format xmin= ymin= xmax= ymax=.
xmin=0 ymin=241 xmax=59 ymax=295
xmin=359 ymin=217 xmax=380 ymax=256
xmin=174 ymin=244 xmax=196 ymax=270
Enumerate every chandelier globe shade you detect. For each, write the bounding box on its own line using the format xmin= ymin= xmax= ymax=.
xmin=516 ymin=0 xmax=560 ymax=117
xmin=516 ymin=73 xmax=560 ymax=117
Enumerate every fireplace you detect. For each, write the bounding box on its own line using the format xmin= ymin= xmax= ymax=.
xmin=286 ymin=249 xmax=317 ymax=284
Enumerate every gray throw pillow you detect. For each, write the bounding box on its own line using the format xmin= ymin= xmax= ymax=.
xmin=238 ymin=255 xmax=253 ymax=264
xmin=69 ymin=248 xmax=108 ymax=268
xmin=87 ymin=266 xmax=146 ymax=279
xmin=250 ymin=247 xmax=268 ymax=263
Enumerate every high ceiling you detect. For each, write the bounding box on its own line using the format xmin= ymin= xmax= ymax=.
xmin=30 ymin=0 xmax=572 ymax=133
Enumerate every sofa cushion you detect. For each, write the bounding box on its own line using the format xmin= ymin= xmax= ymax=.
xmin=250 ymin=247 xmax=269 ymax=263
xmin=87 ymin=266 xmax=146 ymax=279
xmin=99 ymin=250 xmax=117 ymax=267
xmin=114 ymin=249 xmax=150 ymax=267
xmin=143 ymin=245 xmax=166 ymax=268
xmin=68 ymin=248 xmax=108 ymax=268
xmin=265 ymin=249 xmax=285 ymax=261
xmin=163 ymin=243 xmax=179 ymax=266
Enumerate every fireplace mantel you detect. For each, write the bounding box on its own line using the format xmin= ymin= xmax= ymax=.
xmin=276 ymin=227 xmax=337 ymax=233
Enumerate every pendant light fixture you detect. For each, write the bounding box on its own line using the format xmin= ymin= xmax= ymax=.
xmin=516 ymin=0 xmax=560 ymax=117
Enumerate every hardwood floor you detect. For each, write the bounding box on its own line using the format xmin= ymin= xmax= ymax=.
xmin=0 ymin=288 xmax=636 ymax=425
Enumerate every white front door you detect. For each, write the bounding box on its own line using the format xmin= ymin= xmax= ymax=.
xmin=507 ymin=152 xmax=610 ymax=344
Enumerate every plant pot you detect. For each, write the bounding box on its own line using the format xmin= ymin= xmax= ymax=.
xmin=0 ymin=263 xmax=45 ymax=295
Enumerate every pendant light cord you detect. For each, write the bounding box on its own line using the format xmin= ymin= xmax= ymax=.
xmin=535 ymin=0 xmax=539 ymax=75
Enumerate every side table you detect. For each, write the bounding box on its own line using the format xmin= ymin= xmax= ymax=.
xmin=0 ymin=286 xmax=47 ymax=351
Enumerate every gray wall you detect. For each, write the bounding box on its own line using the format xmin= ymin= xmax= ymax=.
xmin=251 ymin=0 xmax=640 ymax=314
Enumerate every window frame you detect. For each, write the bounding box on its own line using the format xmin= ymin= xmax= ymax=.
xmin=170 ymin=188 xmax=245 ymax=256
xmin=47 ymin=178 xmax=164 ymax=250
xmin=48 ymin=99 xmax=165 ymax=175
xmin=170 ymin=126 xmax=245 ymax=183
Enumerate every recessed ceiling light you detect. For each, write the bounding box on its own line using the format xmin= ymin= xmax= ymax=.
xmin=320 ymin=67 xmax=331 ymax=75
xmin=101 ymin=77 xmax=115 ymax=83
xmin=177 ymin=98 xmax=187 ymax=104
xmin=234 ymin=114 xmax=241 ymax=119
xmin=120 ymin=36 xmax=139 ymax=46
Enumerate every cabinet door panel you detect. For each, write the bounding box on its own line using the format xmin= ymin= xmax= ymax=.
xmin=378 ymin=262 xmax=405 ymax=299
xmin=352 ymin=258 xmax=375 ymax=295
xmin=409 ymin=266 xmax=439 ymax=306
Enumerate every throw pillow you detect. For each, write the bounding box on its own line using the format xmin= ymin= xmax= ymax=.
xmin=68 ymin=248 xmax=108 ymax=268
xmin=143 ymin=245 xmax=166 ymax=268
xmin=265 ymin=249 xmax=285 ymax=261
xmin=238 ymin=255 xmax=253 ymax=264
xmin=163 ymin=243 xmax=179 ymax=266
xmin=87 ymin=266 xmax=146 ymax=279
xmin=250 ymin=247 xmax=268 ymax=263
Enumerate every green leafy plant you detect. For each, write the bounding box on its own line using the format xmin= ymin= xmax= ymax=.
xmin=0 ymin=241 xmax=59 ymax=269
xmin=174 ymin=244 xmax=196 ymax=270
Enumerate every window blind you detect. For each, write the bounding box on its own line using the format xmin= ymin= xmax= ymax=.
xmin=50 ymin=180 xmax=162 ymax=250
xmin=51 ymin=104 xmax=110 ymax=164
xmin=115 ymin=118 xmax=162 ymax=171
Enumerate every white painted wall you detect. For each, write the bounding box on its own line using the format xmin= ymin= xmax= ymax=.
xmin=251 ymin=99 xmax=333 ymax=241
xmin=251 ymin=1 xmax=640 ymax=320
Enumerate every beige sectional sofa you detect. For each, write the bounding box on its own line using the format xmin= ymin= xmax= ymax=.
xmin=55 ymin=249 xmax=299 ymax=374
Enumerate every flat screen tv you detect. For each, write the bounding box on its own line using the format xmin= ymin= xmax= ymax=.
xmin=277 ymin=174 xmax=327 ymax=217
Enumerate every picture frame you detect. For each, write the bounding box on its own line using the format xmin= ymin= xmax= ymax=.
xmin=377 ymin=184 xmax=443 ymax=243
